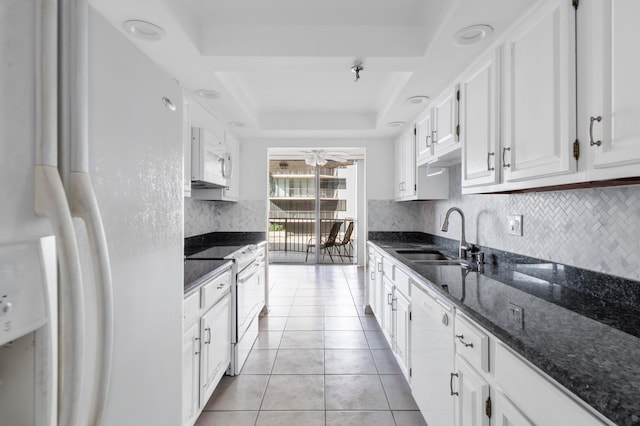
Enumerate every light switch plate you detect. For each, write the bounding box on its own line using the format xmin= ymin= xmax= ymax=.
xmin=508 ymin=214 xmax=523 ymax=236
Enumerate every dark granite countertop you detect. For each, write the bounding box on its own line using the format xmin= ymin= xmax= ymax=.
xmin=368 ymin=232 xmax=640 ymax=426
xmin=185 ymin=231 xmax=266 ymax=257
xmin=184 ymin=259 xmax=233 ymax=294
xmin=183 ymin=232 xmax=267 ymax=294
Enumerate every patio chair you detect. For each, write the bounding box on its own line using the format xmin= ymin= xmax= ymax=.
xmin=335 ymin=221 xmax=354 ymax=259
xmin=305 ymin=221 xmax=343 ymax=262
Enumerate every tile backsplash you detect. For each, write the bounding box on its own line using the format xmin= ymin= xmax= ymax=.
xmin=184 ymin=198 xmax=266 ymax=237
xmin=369 ymin=164 xmax=640 ymax=282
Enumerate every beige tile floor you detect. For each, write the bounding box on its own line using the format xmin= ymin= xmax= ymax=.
xmin=195 ymin=264 xmax=428 ymax=426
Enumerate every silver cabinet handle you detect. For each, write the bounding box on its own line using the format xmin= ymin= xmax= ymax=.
xmin=450 ymin=373 xmax=459 ymax=396
xmin=487 ymin=152 xmax=495 ymax=171
xmin=502 ymin=147 xmax=511 ymax=168
xmin=392 ymin=297 xmax=397 ymax=312
xmin=377 ymin=262 xmax=382 ymax=272
xmin=590 ymin=116 xmax=602 ymax=146
xmin=388 ymin=293 xmax=393 ymax=305
xmin=370 ymin=271 xmax=375 ymax=280
xmin=426 ymin=135 xmax=432 ymax=147
xmin=205 ymin=327 xmax=212 ymax=344
xmin=432 ymin=130 xmax=438 ymax=144
xmin=456 ymin=334 xmax=474 ymax=348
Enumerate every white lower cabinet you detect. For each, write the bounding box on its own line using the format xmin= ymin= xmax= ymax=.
xmin=493 ymin=391 xmax=534 ymax=426
xmin=200 ymin=292 xmax=231 ymax=405
xmin=181 ymin=322 xmax=200 ymax=426
xmin=454 ymin=356 xmax=490 ymax=426
xmin=382 ymin=275 xmax=394 ymax=344
xmin=182 ymin=268 xmax=232 ymax=426
xmin=394 ymin=289 xmax=411 ymax=377
xmin=376 ymin=257 xmax=411 ymax=379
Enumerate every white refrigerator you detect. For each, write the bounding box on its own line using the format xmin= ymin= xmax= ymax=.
xmin=0 ymin=1 xmax=184 ymax=425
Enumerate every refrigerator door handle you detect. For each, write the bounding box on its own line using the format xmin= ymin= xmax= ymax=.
xmin=69 ymin=172 xmax=114 ymax=426
xmin=61 ymin=0 xmax=114 ymax=423
xmin=35 ymin=166 xmax=86 ymax=426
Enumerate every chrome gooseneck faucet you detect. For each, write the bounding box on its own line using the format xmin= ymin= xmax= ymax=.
xmin=441 ymin=207 xmax=471 ymax=258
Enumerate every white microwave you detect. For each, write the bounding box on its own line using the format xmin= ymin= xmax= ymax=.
xmin=191 ymin=126 xmax=232 ymax=188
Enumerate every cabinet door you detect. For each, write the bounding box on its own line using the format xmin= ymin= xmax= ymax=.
xmin=586 ymin=0 xmax=640 ymax=178
xmin=461 ymin=50 xmax=501 ymax=188
xmin=394 ymin=290 xmax=411 ymax=378
xmin=367 ymin=250 xmax=377 ymax=314
xmin=223 ymin=132 xmax=240 ymax=200
xmin=411 ymin=284 xmax=454 ymax=426
xmin=416 ymin=111 xmax=434 ymax=163
xmin=200 ymin=292 xmax=231 ymax=404
xmin=454 ymin=357 xmax=490 ymax=426
xmin=183 ymin=96 xmax=192 ymax=197
xmin=493 ymin=391 xmax=534 ymax=426
xmin=394 ymin=136 xmax=404 ymax=199
xmin=182 ymin=322 xmax=200 ymax=425
xmin=403 ymin=130 xmax=416 ymax=198
xmin=375 ymin=257 xmax=384 ymax=327
xmin=433 ymin=87 xmax=459 ymax=154
xmin=502 ymin=0 xmax=576 ymax=183
xmin=382 ymin=277 xmax=394 ymax=345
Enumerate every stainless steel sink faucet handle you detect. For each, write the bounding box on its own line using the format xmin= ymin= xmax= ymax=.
xmin=441 ymin=207 xmax=470 ymax=258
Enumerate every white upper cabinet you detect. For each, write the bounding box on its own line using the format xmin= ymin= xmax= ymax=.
xmin=583 ymin=0 xmax=640 ymax=179
xmin=394 ymin=128 xmax=416 ymax=200
xmin=416 ymin=110 xmax=433 ymax=162
xmin=433 ymin=87 xmax=460 ymax=156
xmin=502 ymin=0 xmax=576 ymax=183
xmin=460 ymin=49 xmax=501 ymax=188
xmin=417 ymin=86 xmax=461 ymax=167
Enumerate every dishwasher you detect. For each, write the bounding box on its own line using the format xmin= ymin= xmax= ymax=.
xmin=411 ymin=280 xmax=455 ymax=426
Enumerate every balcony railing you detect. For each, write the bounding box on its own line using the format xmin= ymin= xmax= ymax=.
xmin=268 ymin=217 xmax=355 ymax=261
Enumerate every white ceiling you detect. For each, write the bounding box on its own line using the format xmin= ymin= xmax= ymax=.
xmin=90 ymin=0 xmax=538 ymax=141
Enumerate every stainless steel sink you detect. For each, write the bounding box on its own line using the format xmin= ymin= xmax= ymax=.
xmin=412 ymin=260 xmax=466 ymax=266
xmin=395 ymin=250 xmax=449 ymax=261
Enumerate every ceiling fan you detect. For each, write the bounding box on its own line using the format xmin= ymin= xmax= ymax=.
xmin=302 ymin=149 xmax=351 ymax=166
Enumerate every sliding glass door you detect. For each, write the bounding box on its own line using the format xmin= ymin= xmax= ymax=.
xmin=268 ymin=157 xmax=357 ymax=264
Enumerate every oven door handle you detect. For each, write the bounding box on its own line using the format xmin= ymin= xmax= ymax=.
xmin=237 ymin=263 xmax=260 ymax=284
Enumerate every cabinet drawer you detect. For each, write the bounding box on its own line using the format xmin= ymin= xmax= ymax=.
xmin=455 ymin=314 xmax=489 ymax=373
xmin=394 ymin=267 xmax=410 ymax=297
xmin=201 ymin=269 xmax=232 ymax=311
xmin=183 ymin=291 xmax=200 ymax=330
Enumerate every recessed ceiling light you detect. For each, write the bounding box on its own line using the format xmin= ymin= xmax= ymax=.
xmin=386 ymin=121 xmax=406 ymax=128
xmin=453 ymin=24 xmax=493 ymax=46
xmin=195 ymin=89 xmax=221 ymax=99
xmin=228 ymin=121 xmax=244 ymax=128
xmin=122 ymin=20 xmax=165 ymax=41
xmin=405 ymin=96 xmax=430 ymax=105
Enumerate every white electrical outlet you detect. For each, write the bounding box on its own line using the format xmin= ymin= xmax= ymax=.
xmin=508 ymin=214 xmax=523 ymax=236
